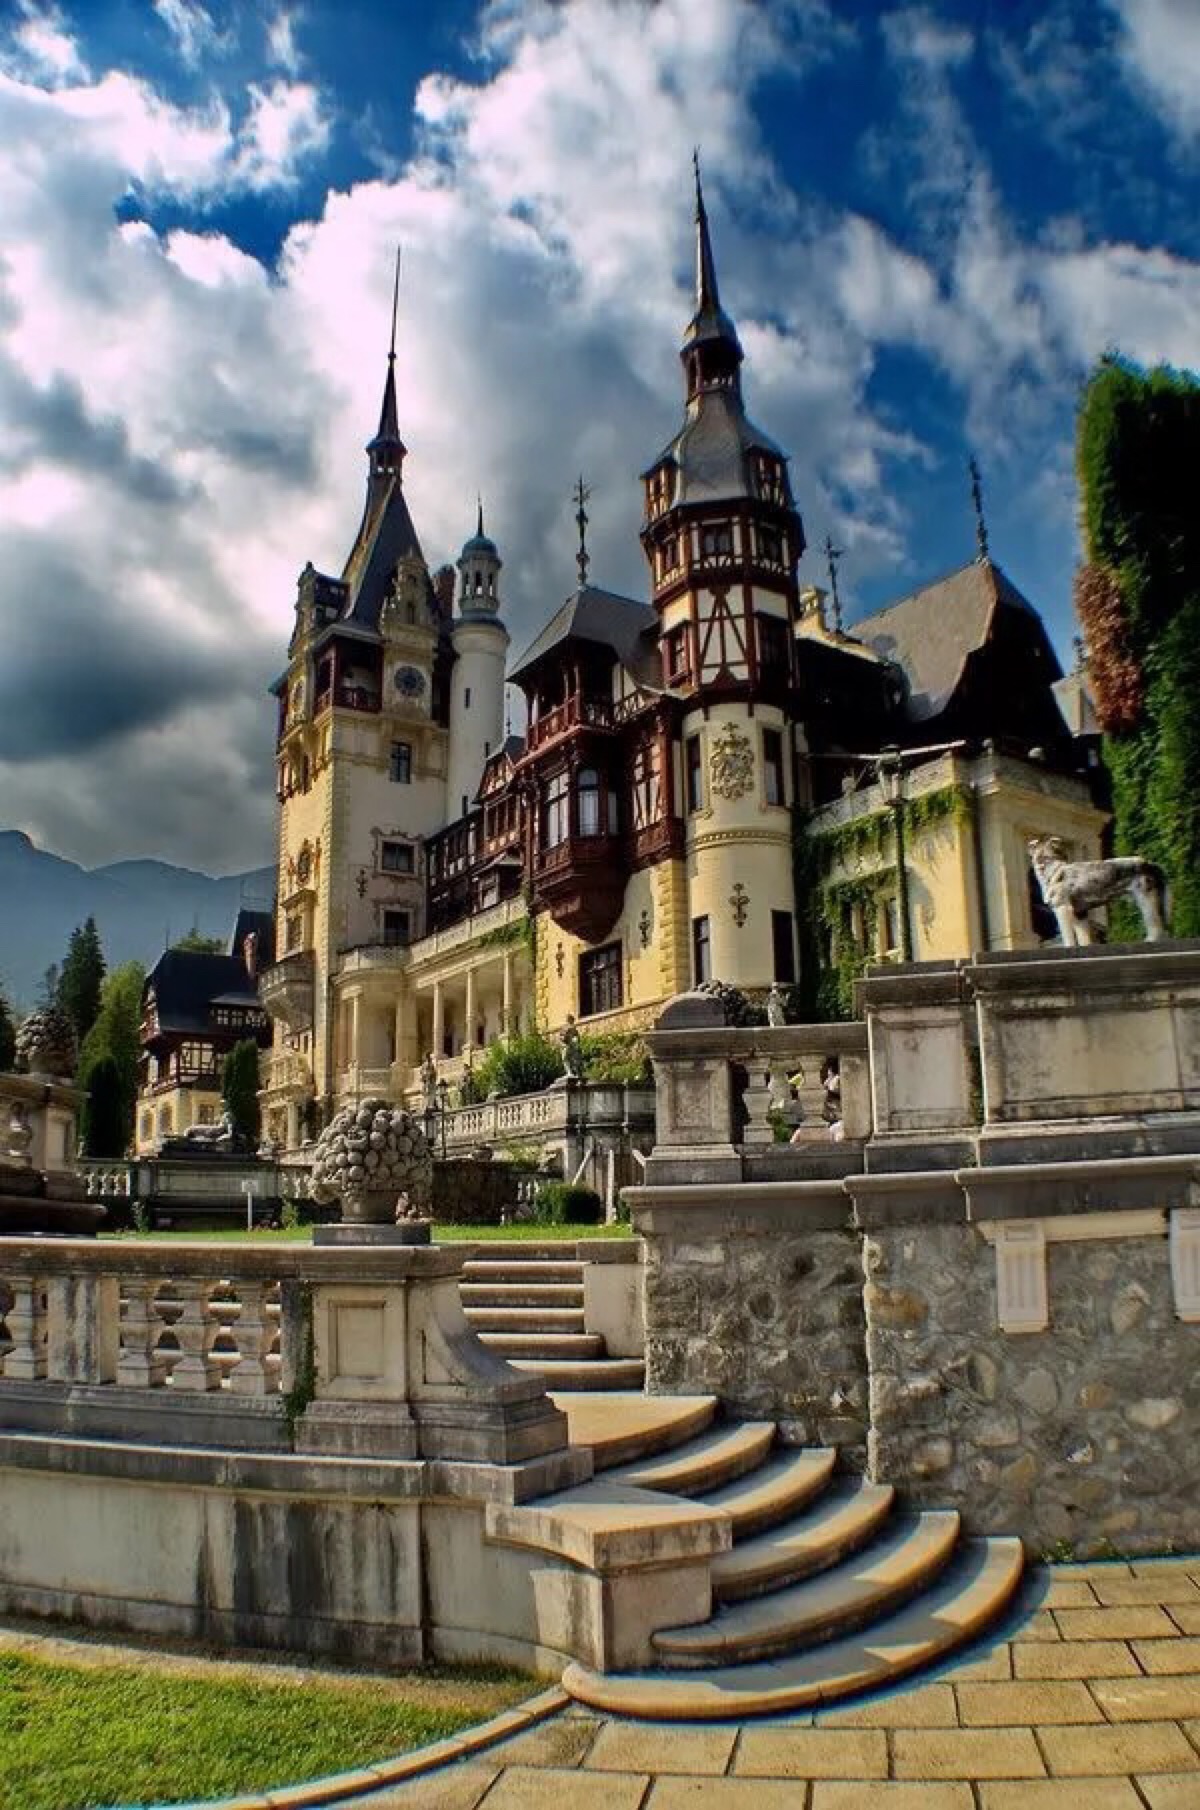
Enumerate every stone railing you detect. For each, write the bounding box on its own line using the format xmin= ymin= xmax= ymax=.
xmin=262 ymin=1052 xmax=312 ymax=1095
xmin=0 ymin=1237 xmax=565 ymax=1464
xmin=436 ymin=1082 xmax=655 ymax=1154
xmin=406 ymin=894 xmax=527 ymax=965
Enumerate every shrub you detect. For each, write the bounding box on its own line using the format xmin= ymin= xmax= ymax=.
xmin=536 ymin=1181 xmax=604 ymax=1225
xmin=578 ymin=1031 xmax=652 ymax=1085
xmin=471 ymin=1029 xmax=562 ymax=1099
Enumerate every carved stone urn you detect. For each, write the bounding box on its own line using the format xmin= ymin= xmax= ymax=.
xmin=309 ymin=1099 xmax=433 ymax=1228
xmin=14 ymin=1006 xmax=78 ymax=1080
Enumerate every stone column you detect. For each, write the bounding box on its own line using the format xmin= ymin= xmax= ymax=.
xmin=432 ymin=981 xmax=444 ymax=1061
xmin=465 ymin=967 xmax=477 ymax=1048
xmin=502 ymin=953 xmax=513 ymax=1032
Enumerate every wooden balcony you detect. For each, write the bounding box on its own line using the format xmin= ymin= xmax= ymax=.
xmin=533 ymin=832 xmax=626 ymax=941
xmin=524 ymin=695 xmax=616 ymax=756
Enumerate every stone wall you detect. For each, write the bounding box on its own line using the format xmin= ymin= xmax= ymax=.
xmin=639 ymin=1190 xmax=868 ymax=1463
xmin=863 ymin=1212 xmax=1200 ymax=1557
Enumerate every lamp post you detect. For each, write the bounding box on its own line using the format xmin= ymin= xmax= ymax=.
xmin=880 ymin=752 xmax=914 ymax=963
xmin=435 ymin=1078 xmax=450 ymax=1161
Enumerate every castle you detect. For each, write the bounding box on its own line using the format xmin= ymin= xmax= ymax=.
xmin=257 ymin=170 xmax=1105 ymax=1153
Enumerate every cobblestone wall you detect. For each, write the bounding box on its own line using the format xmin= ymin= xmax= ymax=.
xmin=864 ymin=1219 xmax=1200 ymax=1556
xmin=642 ymin=1207 xmax=868 ymax=1463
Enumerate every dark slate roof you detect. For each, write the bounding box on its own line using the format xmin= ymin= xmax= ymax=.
xmin=853 ymin=560 xmax=1054 ymax=724
xmin=643 ymin=387 xmax=789 ymax=504
xmin=341 ymin=476 xmax=435 ymax=630
xmin=143 ymin=950 xmax=263 ymax=1037
xmin=509 ymin=586 xmax=659 ymax=685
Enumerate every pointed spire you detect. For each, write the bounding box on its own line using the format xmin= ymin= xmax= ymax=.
xmin=477 ymin=494 xmax=485 ymax=539
xmin=968 ymin=454 xmax=990 ymax=563
xmin=368 ymin=246 xmax=406 ymax=480
xmin=693 ymin=149 xmax=721 ymax=316
xmin=574 ymin=475 xmax=591 ymax=587
xmin=824 ymin=534 xmax=845 ymax=635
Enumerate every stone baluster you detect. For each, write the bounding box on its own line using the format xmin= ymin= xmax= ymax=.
xmin=117 ymin=1278 xmax=169 ymax=1387
xmin=169 ymin=1279 xmax=220 ymax=1391
xmin=228 ymin=1281 xmax=275 ymax=1395
xmin=741 ymin=1054 xmax=776 ymax=1145
xmin=3 ymin=1278 xmax=47 ymax=1380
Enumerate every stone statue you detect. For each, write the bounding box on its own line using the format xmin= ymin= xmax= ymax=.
xmin=560 ymin=1015 xmax=586 ymax=1083
xmin=421 ymin=1052 xmax=438 ymax=1113
xmin=184 ymin=1108 xmax=240 ymax=1149
xmin=766 ymin=983 xmax=787 ymax=1027
xmin=5 ymin=1102 xmax=33 ymax=1165
xmin=1028 ymin=836 xmax=1169 ymax=947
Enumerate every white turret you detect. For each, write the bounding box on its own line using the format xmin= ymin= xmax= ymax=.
xmin=446 ymin=504 xmax=510 ymax=821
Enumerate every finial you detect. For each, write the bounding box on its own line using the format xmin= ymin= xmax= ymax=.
xmin=968 ymin=454 xmax=989 ymax=563
xmin=574 ymin=475 xmax=591 ymax=587
xmin=476 ymin=493 xmax=484 ymax=538
xmin=504 ymin=684 xmax=512 ymax=739
xmin=824 ymin=534 xmax=844 ymax=635
xmin=1073 ymin=633 xmax=1086 ymax=673
xmin=388 ymin=245 xmax=401 ymax=365
xmin=693 ymin=146 xmax=703 ymax=212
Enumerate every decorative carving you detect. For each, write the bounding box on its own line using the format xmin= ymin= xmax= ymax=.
xmin=1028 ymin=836 xmax=1169 ymax=946
xmin=560 ymin=1015 xmax=586 ymax=1083
xmin=309 ymin=1098 xmax=433 ymax=1225
xmin=5 ymin=1102 xmax=33 ymax=1164
xmin=421 ymin=1052 xmax=438 ymax=1114
xmin=730 ymin=881 xmax=750 ymax=927
xmin=356 ymin=867 xmax=369 ymax=899
xmin=639 ymin=907 xmax=652 ymax=949
xmin=15 ymin=1006 xmax=77 ymax=1080
xmin=555 ymin=943 xmax=565 ymax=978
xmin=709 ymin=724 xmax=755 ymax=800
xmin=766 ymin=983 xmax=787 ymax=1026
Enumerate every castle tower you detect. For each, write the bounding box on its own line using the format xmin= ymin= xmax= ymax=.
xmin=638 ymin=161 xmax=807 ymax=991
xmin=446 ymin=504 xmax=510 ymax=822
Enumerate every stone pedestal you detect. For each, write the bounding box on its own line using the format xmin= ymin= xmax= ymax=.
xmin=0 ymin=1066 xmax=101 ymax=1237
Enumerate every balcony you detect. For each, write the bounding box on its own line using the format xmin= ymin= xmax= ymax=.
xmin=258 ymin=950 xmax=315 ymax=1031
xmin=314 ymin=684 xmax=379 ymax=718
xmin=337 ymin=941 xmax=412 ymax=980
xmin=408 ymin=894 xmax=528 ymax=965
xmin=524 ymin=695 xmax=615 ymax=756
xmin=261 ymin=1053 xmax=313 ymax=1098
xmin=533 ymin=833 xmax=625 ymax=941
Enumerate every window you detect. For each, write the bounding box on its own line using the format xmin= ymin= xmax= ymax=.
xmin=665 ymin=624 xmax=690 ymax=683
xmin=757 ymin=526 xmax=783 ymax=565
xmin=197 ymin=1105 xmax=216 ymax=1126
xmin=631 ymin=741 xmax=662 ymax=830
xmin=577 ymin=768 xmax=601 ymax=837
xmin=686 ymin=735 xmax=704 ymax=813
xmin=762 ymin=727 xmax=785 ymax=806
xmin=390 ymin=741 xmax=412 ymax=783
xmin=580 ymin=942 xmax=623 ymax=1016
xmin=464 ymin=686 xmax=472 ymax=709
xmin=757 ymin=613 xmax=790 ymax=675
xmin=542 ymin=770 xmax=570 ymax=848
xmin=381 ymin=839 xmax=415 ymax=874
xmin=701 ymin=523 xmax=733 ymax=559
xmin=383 ymin=908 xmax=411 ymax=946
xmin=881 ymin=896 xmax=900 ymax=955
xmin=771 ymin=910 xmax=796 ymax=983
xmin=692 ymin=915 xmax=712 ymax=985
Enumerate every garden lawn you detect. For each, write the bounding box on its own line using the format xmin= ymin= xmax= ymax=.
xmin=100 ymin=1221 xmax=630 ymax=1243
xmin=0 ymin=1648 xmax=532 ymax=1810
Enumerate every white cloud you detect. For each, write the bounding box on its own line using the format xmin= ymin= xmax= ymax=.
xmin=265 ymin=8 xmax=303 ymax=75
xmin=1 ymin=2 xmax=87 ymax=84
xmin=232 ymin=78 xmax=330 ymax=190
xmin=1106 ymin=0 xmax=1200 ymax=138
xmin=153 ymin=0 xmax=230 ymax=69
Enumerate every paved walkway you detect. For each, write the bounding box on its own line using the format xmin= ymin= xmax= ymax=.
xmin=350 ymin=1558 xmax=1200 ymax=1809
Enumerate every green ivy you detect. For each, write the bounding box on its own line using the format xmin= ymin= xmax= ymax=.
xmin=477 ymin=915 xmax=534 ymax=954
xmin=280 ymin=1284 xmax=316 ymax=1436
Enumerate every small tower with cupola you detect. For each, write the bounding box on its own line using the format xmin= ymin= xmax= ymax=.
xmin=446 ymin=504 xmax=510 ymax=822
xmin=638 ymin=160 xmax=808 ymax=994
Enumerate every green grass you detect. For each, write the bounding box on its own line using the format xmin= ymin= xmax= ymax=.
xmin=0 ymin=1650 xmax=531 ymax=1810
xmin=101 ymin=1221 xmax=632 ymax=1243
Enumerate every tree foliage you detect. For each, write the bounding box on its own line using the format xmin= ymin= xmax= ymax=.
xmin=79 ymin=961 xmax=146 ymax=1156
xmin=222 ymin=1039 xmax=261 ymax=1142
xmin=172 ymin=929 xmax=225 ymax=954
xmin=57 ymin=917 xmax=106 ymax=1045
xmin=84 ymin=1056 xmax=126 ymax=1158
xmin=1077 ymin=357 xmax=1200 ymax=936
xmin=0 ymin=988 xmax=16 ymax=1072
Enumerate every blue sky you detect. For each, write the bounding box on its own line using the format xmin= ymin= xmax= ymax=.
xmin=0 ymin=0 xmax=1196 ymax=870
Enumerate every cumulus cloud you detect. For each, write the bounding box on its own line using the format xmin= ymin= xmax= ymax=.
xmin=1106 ymin=0 xmax=1200 ymax=138
xmin=0 ymin=2 xmax=87 ymax=85
xmin=0 ymin=0 xmax=1196 ymax=876
xmin=153 ymin=0 xmax=231 ymax=69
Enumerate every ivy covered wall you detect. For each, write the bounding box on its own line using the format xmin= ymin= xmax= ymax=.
xmin=1076 ymin=358 xmax=1200 ymax=936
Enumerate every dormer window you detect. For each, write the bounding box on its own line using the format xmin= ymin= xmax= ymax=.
xmin=665 ymin=624 xmax=691 ymax=684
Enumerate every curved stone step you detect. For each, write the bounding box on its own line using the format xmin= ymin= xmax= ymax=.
xmin=712 ymin=1479 xmax=896 ymax=1603
xmin=654 ymin=1511 xmax=961 ymax=1667
xmin=462 ymin=1261 xmax=583 ymax=1283
xmin=562 ymin=1537 xmax=1024 ymax=1719
xmin=460 ymin=1284 xmax=584 ymax=1308
xmin=509 ymin=1356 xmax=645 ymax=1390
xmin=552 ymin=1393 xmax=718 ymax=1470
xmin=695 ymin=1448 xmax=838 ymax=1540
xmin=464 ymin=1306 xmax=587 ymax=1333
xmin=610 ymin=1422 xmax=777 ymax=1498
xmin=479 ymin=1331 xmax=606 ymax=1360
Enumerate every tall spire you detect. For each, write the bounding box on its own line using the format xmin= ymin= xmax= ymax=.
xmin=693 ymin=149 xmax=721 ymax=317
xmin=681 ymin=155 xmax=743 ymax=401
xmin=367 ymin=246 xmax=406 ymax=483
xmin=574 ymin=475 xmax=591 ymax=587
xmin=477 ymin=494 xmax=485 ymax=539
xmin=968 ymin=454 xmax=990 ymax=564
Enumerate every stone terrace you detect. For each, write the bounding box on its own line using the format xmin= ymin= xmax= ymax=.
xmin=345 ymin=1557 xmax=1200 ymax=1808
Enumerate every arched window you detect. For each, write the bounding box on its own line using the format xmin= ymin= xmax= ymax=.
xmin=577 ymin=768 xmax=601 ymax=837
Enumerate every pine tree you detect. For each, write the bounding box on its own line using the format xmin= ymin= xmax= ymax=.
xmin=0 ymin=988 xmax=16 ymax=1072
xmin=38 ymin=963 xmax=59 ymax=1007
xmin=222 ymin=1039 xmax=261 ymax=1144
xmin=58 ymin=918 xmax=106 ymax=1044
xmin=79 ymin=962 xmax=146 ymax=1157
xmin=172 ymin=928 xmax=225 ymax=954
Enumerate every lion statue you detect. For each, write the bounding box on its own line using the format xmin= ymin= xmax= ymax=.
xmin=1028 ymin=836 xmax=1169 ymax=947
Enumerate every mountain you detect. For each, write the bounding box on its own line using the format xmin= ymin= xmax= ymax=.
xmin=0 ymin=831 xmax=275 ymax=1009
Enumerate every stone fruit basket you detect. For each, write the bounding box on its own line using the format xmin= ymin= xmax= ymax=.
xmin=308 ymin=1099 xmax=433 ymax=1225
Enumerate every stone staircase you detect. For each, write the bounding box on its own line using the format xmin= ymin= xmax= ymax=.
xmin=506 ymin=1393 xmax=1025 ymax=1718
xmin=459 ymin=1243 xmax=644 ymax=1391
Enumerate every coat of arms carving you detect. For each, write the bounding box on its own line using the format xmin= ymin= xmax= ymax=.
xmin=709 ymin=723 xmax=755 ymax=800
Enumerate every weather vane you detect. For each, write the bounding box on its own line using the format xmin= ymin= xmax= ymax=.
xmin=969 ymin=455 xmax=989 ymax=563
xmin=388 ymin=245 xmax=401 ymax=365
xmin=574 ymin=475 xmax=591 ymax=587
xmin=824 ymin=533 xmax=844 ymax=635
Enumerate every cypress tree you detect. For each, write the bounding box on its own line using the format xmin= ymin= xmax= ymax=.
xmin=222 ymin=1039 xmax=261 ymax=1143
xmin=83 ymin=1056 xmax=126 ymax=1158
xmin=0 ymin=988 xmax=15 ymax=1072
xmin=79 ymin=962 xmax=146 ymax=1157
